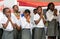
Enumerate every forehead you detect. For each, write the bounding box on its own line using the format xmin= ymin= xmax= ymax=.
xmin=50 ymin=4 xmax=54 ymax=7
xmin=24 ymin=12 xmax=30 ymax=15
xmin=14 ymin=6 xmax=18 ymax=8
xmin=6 ymin=9 xmax=10 ymax=11
xmin=5 ymin=9 xmax=11 ymax=13
xmin=37 ymin=7 xmax=42 ymax=10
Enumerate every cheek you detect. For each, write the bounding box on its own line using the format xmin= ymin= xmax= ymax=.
xmin=5 ymin=14 xmax=8 ymax=16
xmin=15 ymin=8 xmax=18 ymax=10
xmin=38 ymin=10 xmax=41 ymax=13
xmin=38 ymin=9 xmax=42 ymax=12
xmin=7 ymin=13 xmax=10 ymax=16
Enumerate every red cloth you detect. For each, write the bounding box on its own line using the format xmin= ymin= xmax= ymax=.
xmin=17 ymin=0 xmax=60 ymax=7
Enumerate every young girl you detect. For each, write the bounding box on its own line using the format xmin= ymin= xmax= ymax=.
xmin=12 ymin=5 xmax=21 ymax=39
xmin=20 ymin=9 xmax=32 ymax=39
xmin=33 ymin=6 xmax=46 ymax=39
xmin=1 ymin=8 xmax=18 ymax=39
xmin=46 ymin=2 xmax=58 ymax=39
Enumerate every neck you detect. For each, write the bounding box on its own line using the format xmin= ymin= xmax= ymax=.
xmin=14 ymin=11 xmax=19 ymax=13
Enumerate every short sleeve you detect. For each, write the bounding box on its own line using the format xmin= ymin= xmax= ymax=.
xmin=1 ymin=16 xmax=7 ymax=24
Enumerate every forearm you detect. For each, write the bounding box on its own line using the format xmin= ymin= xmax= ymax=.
xmin=3 ymin=20 xmax=9 ymax=29
xmin=42 ymin=17 xmax=46 ymax=24
xmin=10 ymin=20 xmax=16 ymax=28
xmin=35 ymin=18 xmax=41 ymax=25
xmin=16 ymin=24 xmax=21 ymax=30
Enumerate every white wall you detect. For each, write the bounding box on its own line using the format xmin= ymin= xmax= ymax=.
xmin=19 ymin=6 xmax=35 ymax=14
xmin=4 ymin=0 xmax=17 ymax=8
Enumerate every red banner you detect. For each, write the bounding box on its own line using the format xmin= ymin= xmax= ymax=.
xmin=17 ymin=0 xmax=60 ymax=7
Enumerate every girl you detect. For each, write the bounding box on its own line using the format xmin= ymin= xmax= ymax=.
xmin=1 ymin=8 xmax=18 ymax=39
xmin=20 ymin=9 xmax=32 ymax=39
xmin=46 ymin=2 xmax=58 ymax=39
xmin=12 ymin=5 xmax=21 ymax=39
xmin=33 ymin=6 xmax=46 ymax=39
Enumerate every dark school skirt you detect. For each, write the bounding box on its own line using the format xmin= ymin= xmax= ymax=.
xmin=22 ymin=29 xmax=32 ymax=39
xmin=34 ymin=27 xmax=46 ymax=39
xmin=47 ymin=19 xmax=58 ymax=36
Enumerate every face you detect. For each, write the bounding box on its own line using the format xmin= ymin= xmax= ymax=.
xmin=33 ymin=10 xmax=37 ymax=14
xmin=5 ymin=9 xmax=11 ymax=17
xmin=13 ymin=6 xmax=19 ymax=12
xmin=49 ymin=4 xmax=54 ymax=11
xmin=24 ymin=12 xmax=30 ymax=18
xmin=37 ymin=7 xmax=42 ymax=14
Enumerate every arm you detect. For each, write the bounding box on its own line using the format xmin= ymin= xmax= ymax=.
xmin=34 ymin=17 xmax=41 ymax=25
xmin=15 ymin=24 xmax=21 ymax=30
xmin=11 ymin=13 xmax=21 ymax=30
xmin=41 ymin=15 xmax=46 ymax=24
xmin=8 ymin=16 xmax=16 ymax=28
xmin=10 ymin=20 xmax=16 ymax=28
xmin=2 ymin=20 xmax=9 ymax=29
xmin=34 ymin=14 xmax=41 ymax=25
xmin=9 ymin=17 xmax=21 ymax=30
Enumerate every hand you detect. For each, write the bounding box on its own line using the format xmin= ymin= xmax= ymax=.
xmin=26 ymin=16 xmax=30 ymax=23
xmin=54 ymin=13 xmax=57 ymax=16
xmin=11 ymin=23 xmax=16 ymax=29
xmin=40 ymin=14 xmax=43 ymax=19
xmin=8 ymin=16 xmax=11 ymax=21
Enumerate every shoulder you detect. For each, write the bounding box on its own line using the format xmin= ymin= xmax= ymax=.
xmin=11 ymin=13 xmax=16 ymax=18
xmin=34 ymin=13 xmax=39 ymax=17
xmin=21 ymin=16 xmax=25 ymax=19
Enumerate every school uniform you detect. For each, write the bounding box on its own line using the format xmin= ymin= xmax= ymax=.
xmin=20 ymin=16 xmax=32 ymax=39
xmin=33 ymin=14 xmax=46 ymax=39
xmin=13 ymin=13 xmax=22 ymax=39
xmin=0 ymin=12 xmax=3 ymax=39
xmin=46 ymin=10 xmax=58 ymax=37
xmin=1 ymin=13 xmax=16 ymax=39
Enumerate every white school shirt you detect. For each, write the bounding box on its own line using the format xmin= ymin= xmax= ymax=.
xmin=20 ymin=16 xmax=32 ymax=29
xmin=1 ymin=13 xmax=16 ymax=31
xmin=34 ymin=13 xmax=45 ymax=28
xmin=0 ymin=12 xmax=3 ymax=28
xmin=12 ymin=13 xmax=21 ymax=26
xmin=46 ymin=10 xmax=58 ymax=21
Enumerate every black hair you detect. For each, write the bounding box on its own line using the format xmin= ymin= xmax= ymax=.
xmin=3 ymin=7 xmax=9 ymax=14
xmin=12 ymin=5 xmax=18 ymax=9
xmin=33 ymin=9 xmax=37 ymax=12
xmin=24 ymin=9 xmax=31 ymax=14
xmin=46 ymin=2 xmax=55 ymax=11
xmin=36 ymin=6 xmax=42 ymax=10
